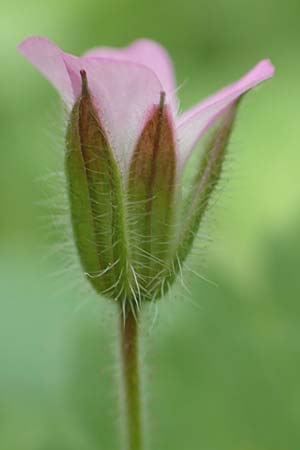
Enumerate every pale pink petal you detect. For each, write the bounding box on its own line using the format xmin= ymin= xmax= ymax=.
xmin=62 ymin=53 xmax=163 ymax=171
xmin=177 ymin=60 xmax=275 ymax=166
xmin=84 ymin=39 xmax=177 ymax=114
xmin=18 ymin=36 xmax=165 ymax=172
xmin=17 ymin=36 xmax=74 ymax=109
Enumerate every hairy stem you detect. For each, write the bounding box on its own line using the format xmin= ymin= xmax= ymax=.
xmin=120 ymin=306 xmax=143 ymax=450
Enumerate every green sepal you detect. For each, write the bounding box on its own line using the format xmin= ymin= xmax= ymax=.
xmin=127 ymin=93 xmax=177 ymax=298
xmin=161 ymin=101 xmax=241 ymax=295
xmin=65 ymin=71 xmax=130 ymax=300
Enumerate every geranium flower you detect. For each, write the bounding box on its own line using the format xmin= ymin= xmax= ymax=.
xmin=18 ymin=36 xmax=274 ymax=307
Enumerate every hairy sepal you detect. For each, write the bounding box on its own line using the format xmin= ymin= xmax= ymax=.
xmin=127 ymin=93 xmax=177 ymax=299
xmin=163 ymin=101 xmax=240 ymax=294
xmin=65 ymin=71 xmax=130 ymax=300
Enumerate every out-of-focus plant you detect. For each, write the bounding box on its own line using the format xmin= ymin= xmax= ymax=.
xmin=18 ymin=36 xmax=274 ymax=450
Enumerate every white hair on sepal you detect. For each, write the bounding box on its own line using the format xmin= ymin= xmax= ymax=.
xmin=142 ymin=105 xmax=243 ymax=328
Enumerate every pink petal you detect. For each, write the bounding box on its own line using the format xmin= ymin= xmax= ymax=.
xmin=18 ymin=36 xmax=165 ymax=171
xmin=63 ymin=53 xmax=163 ymax=171
xmin=177 ymin=60 xmax=275 ymax=166
xmin=17 ymin=36 xmax=74 ymax=109
xmin=84 ymin=39 xmax=177 ymax=114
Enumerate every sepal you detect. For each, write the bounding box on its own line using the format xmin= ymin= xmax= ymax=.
xmin=65 ymin=71 xmax=129 ymax=299
xmin=161 ymin=100 xmax=240 ymax=295
xmin=127 ymin=93 xmax=177 ymax=298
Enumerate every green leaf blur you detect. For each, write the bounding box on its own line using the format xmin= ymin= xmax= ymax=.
xmin=1 ymin=0 xmax=300 ymax=449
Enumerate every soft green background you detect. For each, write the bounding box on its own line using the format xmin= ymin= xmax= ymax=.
xmin=1 ymin=0 xmax=300 ymax=449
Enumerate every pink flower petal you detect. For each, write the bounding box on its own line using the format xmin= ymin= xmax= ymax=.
xmin=63 ymin=53 xmax=163 ymax=171
xmin=17 ymin=36 xmax=74 ymax=109
xmin=177 ymin=60 xmax=275 ymax=166
xmin=18 ymin=36 xmax=165 ymax=171
xmin=84 ymin=39 xmax=177 ymax=114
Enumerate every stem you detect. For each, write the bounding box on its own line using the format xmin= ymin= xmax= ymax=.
xmin=119 ymin=306 xmax=143 ymax=450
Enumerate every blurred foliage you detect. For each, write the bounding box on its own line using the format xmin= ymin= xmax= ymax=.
xmin=1 ymin=0 xmax=300 ymax=449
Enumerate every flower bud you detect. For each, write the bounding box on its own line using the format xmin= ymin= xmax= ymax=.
xmin=66 ymin=78 xmax=177 ymax=305
xmin=18 ymin=36 xmax=274 ymax=306
xmin=66 ymin=75 xmax=240 ymax=305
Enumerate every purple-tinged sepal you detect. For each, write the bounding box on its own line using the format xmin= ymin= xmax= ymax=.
xmin=66 ymin=71 xmax=131 ymax=300
xmin=127 ymin=92 xmax=177 ymax=299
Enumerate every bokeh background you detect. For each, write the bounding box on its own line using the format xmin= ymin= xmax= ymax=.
xmin=1 ymin=0 xmax=300 ymax=449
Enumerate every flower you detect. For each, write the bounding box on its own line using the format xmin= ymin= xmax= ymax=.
xmin=18 ymin=36 xmax=274 ymax=308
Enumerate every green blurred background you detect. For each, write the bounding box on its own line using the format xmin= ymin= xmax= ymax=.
xmin=1 ymin=0 xmax=300 ymax=449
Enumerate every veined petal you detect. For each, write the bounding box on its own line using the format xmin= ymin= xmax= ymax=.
xmin=18 ymin=36 xmax=165 ymax=173
xmin=63 ymin=54 xmax=163 ymax=172
xmin=177 ymin=59 xmax=275 ymax=167
xmin=84 ymin=39 xmax=177 ymax=114
xmin=17 ymin=36 xmax=74 ymax=109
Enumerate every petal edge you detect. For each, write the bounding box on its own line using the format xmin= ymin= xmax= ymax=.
xmin=17 ymin=35 xmax=74 ymax=108
xmin=177 ymin=59 xmax=275 ymax=167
